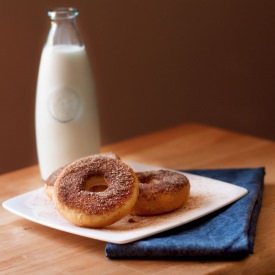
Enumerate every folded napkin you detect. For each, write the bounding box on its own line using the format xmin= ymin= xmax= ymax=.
xmin=106 ymin=167 xmax=265 ymax=259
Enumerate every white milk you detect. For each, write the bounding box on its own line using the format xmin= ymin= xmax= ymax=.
xmin=35 ymin=45 xmax=100 ymax=180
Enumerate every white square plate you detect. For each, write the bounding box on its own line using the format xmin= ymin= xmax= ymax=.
xmin=2 ymin=162 xmax=248 ymax=244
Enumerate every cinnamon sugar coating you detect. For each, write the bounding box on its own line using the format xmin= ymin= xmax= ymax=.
xmin=137 ymin=170 xmax=189 ymax=199
xmin=45 ymin=166 xmax=65 ymax=187
xmin=45 ymin=152 xmax=120 ymax=188
xmin=55 ymin=155 xmax=137 ymax=215
xmin=132 ymin=170 xmax=190 ymax=216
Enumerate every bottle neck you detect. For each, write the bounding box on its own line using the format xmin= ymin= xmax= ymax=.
xmin=46 ymin=7 xmax=83 ymax=47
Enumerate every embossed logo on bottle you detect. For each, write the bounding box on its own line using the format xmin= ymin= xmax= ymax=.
xmin=48 ymin=86 xmax=81 ymax=122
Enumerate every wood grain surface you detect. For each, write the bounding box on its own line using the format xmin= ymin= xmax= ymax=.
xmin=1 ymin=123 xmax=275 ymax=274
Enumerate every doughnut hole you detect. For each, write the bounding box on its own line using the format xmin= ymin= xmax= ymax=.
xmin=146 ymin=178 xmax=159 ymax=185
xmin=85 ymin=176 xmax=108 ymax=192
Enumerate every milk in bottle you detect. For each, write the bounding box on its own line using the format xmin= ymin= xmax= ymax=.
xmin=35 ymin=8 xmax=100 ymax=180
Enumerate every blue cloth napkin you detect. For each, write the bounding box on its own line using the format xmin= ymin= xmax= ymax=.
xmin=105 ymin=167 xmax=265 ymax=259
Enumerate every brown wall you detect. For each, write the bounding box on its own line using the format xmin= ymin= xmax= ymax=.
xmin=0 ymin=0 xmax=274 ymax=174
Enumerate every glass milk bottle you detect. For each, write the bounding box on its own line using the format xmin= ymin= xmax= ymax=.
xmin=35 ymin=7 xmax=100 ymax=180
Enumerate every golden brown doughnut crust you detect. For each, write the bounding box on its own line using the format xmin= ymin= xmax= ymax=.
xmin=53 ymin=154 xmax=139 ymax=228
xmin=131 ymin=170 xmax=190 ymax=216
xmin=44 ymin=166 xmax=65 ymax=200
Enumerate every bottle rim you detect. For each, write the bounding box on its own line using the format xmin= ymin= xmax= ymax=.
xmin=48 ymin=7 xmax=79 ymax=20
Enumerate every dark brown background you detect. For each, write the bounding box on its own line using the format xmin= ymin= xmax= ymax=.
xmin=0 ymin=0 xmax=274 ymax=174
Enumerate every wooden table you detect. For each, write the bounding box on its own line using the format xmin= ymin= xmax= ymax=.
xmin=1 ymin=123 xmax=275 ymax=274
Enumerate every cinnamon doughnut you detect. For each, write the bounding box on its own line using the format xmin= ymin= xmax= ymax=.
xmin=53 ymin=154 xmax=139 ymax=228
xmin=131 ymin=170 xmax=190 ymax=216
xmin=44 ymin=152 xmax=120 ymax=200
xmin=44 ymin=166 xmax=65 ymax=200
